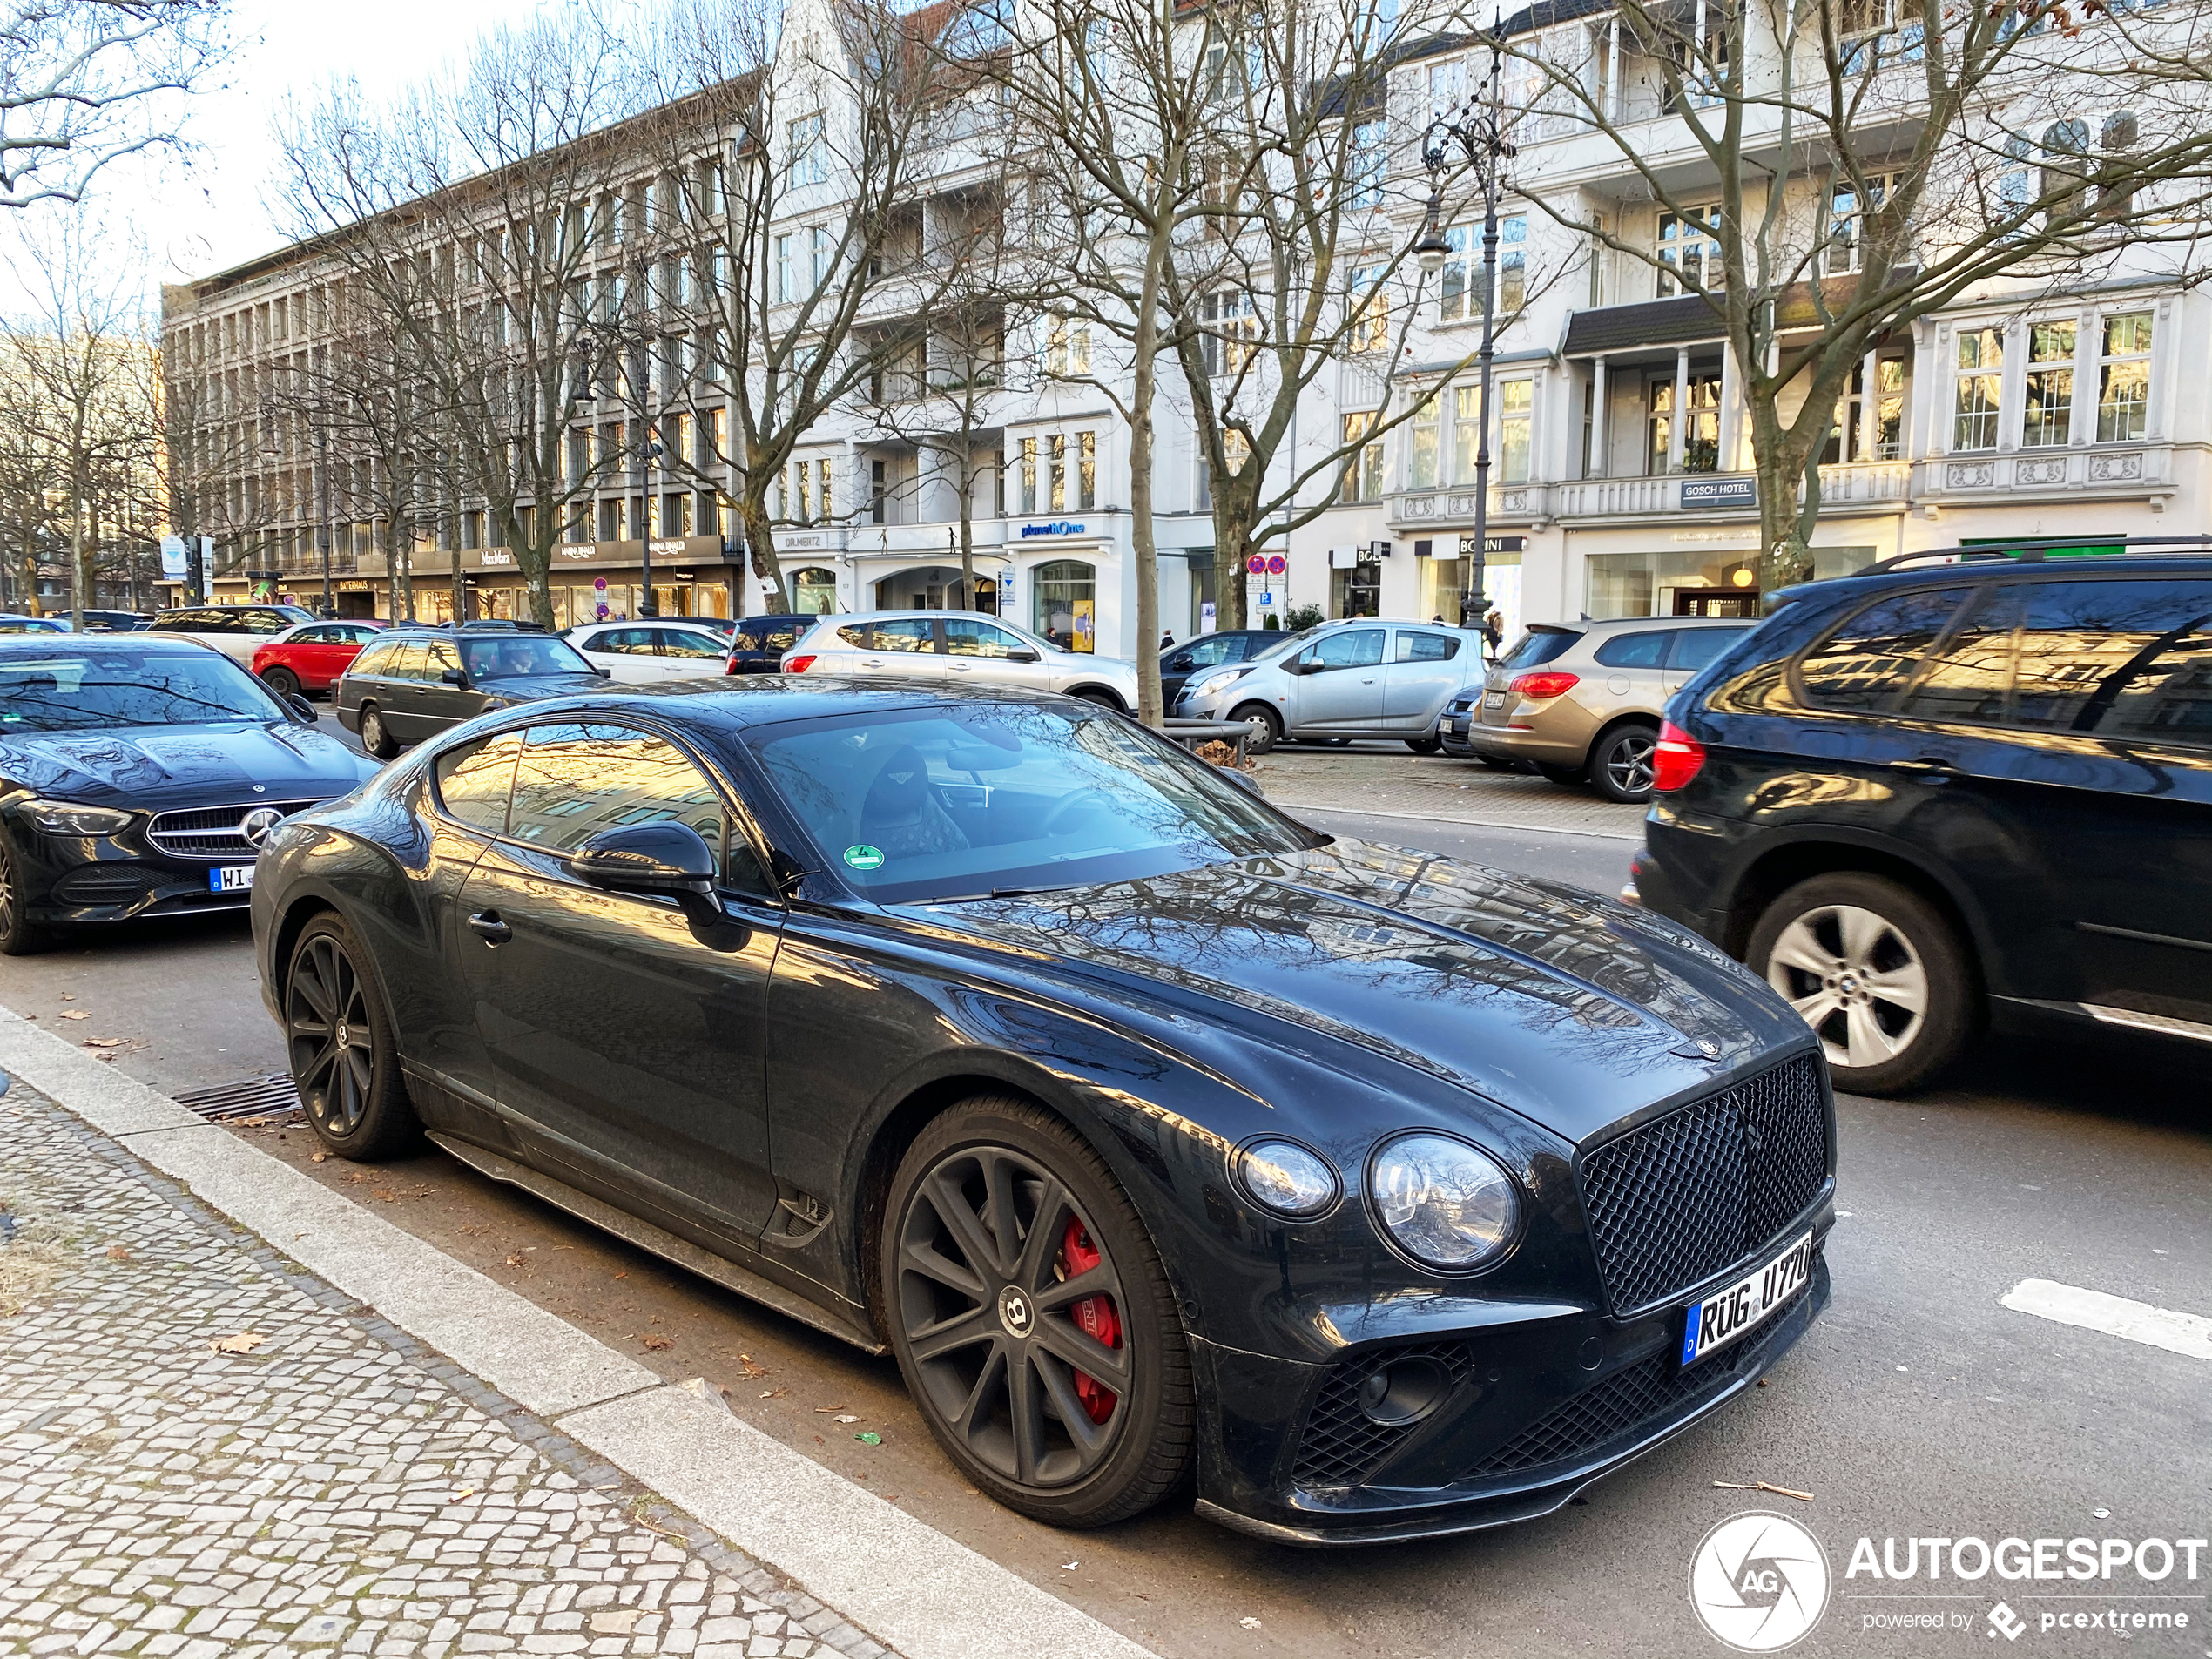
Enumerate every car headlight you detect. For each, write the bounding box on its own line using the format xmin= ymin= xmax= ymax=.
xmin=1368 ymin=1133 xmax=1520 ymax=1271
xmin=1238 ymin=1140 xmax=1339 ymax=1218
xmin=22 ymin=799 xmax=133 ymax=836
xmin=1187 ymin=668 xmax=1246 ymax=698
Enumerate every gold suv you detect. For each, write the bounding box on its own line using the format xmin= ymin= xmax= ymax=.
xmin=1444 ymin=617 xmax=1756 ymax=802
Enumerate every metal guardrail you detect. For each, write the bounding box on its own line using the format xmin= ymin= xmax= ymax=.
xmin=1161 ymin=718 xmax=1253 ymax=767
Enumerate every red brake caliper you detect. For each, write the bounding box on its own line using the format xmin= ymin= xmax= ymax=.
xmin=1056 ymin=1216 xmax=1121 ymax=1423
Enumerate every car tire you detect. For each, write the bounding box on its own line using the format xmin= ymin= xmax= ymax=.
xmin=882 ymin=1096 xmax=1195 ymax=1528
xmin=1478 ymin=754 xmax=1520 ymax=772
xmin=1747 ymin=873 xmax=1974 ymax=1096
xmin=1072 ymin=689 xmax=1123 ymax=711
xmin=1588 ymin=724 xmax=1660 ymax=804
xmin=358 ymin=703 xmax=400 ymax=759
xmin=260 ymin=665 xmax=302 ymax=698
xmin=1229 ymin=703 xmax=1281 ymax=755
xmin=1405 ymin=736 xmax=1443 ymax=755
xmin=284 ymin=913 xmax=418 ymax=1159
xmin=1535 ymin=761 xmax=1586 ymax=786
xmin=0 ymin=838 xmax=53 ymax=956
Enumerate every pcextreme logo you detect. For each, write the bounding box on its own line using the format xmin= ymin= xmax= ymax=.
xmin=1689 ymin=1512 xmax=1833 ymax=1652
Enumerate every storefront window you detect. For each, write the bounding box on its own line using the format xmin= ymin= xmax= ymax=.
xmin=1585 ymin=546 xmax=1875 ymax=617
xmin=1331 ymin=560 xmax=1382 ymax=618
xmin=1420 ymin=547 xmax=1521 ymax=636
xmin=791 ymin=567 xmax=839 ymax=615
xmin=1032 ymin=559 xmax=1096 ymax=651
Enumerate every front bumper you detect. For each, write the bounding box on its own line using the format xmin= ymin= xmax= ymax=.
xmin=23 ymin=841 xmax=260 ymax=926
xmin=1189 ymin=1234 xmax=1830 ymax=1545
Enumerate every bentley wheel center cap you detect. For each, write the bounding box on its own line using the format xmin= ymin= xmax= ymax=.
xmin=336 ymin=1023 xmax=350 ymax=1049
xmin=997 ymin=1284 xmax=1034 ymax=1339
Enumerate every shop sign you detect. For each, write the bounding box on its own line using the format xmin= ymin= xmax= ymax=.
xmin=558 ymin=543 xmax=597 ymax=560
xmin=480 ymin=550 xmax=515 ymax=567
xmin=1460 ymin=535 xmax=1527 ymax=555
xmin=1021 ymin=521 xmax=1086 ymax=537
xmin=1681 ymin=476 xmax=1757 ymax=509
xmin=650 ymin=538 xmax=688 ymax=556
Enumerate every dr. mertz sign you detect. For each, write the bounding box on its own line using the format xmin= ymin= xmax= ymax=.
xmin=1680 ymin=476 xmax=1757 ymax=509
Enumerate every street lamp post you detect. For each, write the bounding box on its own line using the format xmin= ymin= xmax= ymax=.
xmin=638 ymin=428 xmax=663 ymax=619
xmin=1414 ymin=26 xmax=1514 ymax=647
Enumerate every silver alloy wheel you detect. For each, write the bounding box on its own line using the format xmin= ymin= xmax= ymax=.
xmin=1764 ymin=902 xmax=1929 ymax=1070
xmin=1602 ymin=730 xmax=1657 ymax=797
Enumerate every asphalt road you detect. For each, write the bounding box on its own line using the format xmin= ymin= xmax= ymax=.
xmin=3 ymin=804 xmax=2206 ymax=1659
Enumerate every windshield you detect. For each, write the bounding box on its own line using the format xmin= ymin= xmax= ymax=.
xmin=459 ymin=635 xmax=594 ymax=680
xmin=0 ymin=650 xmax=287 ymax=731
xmin=1247 ymin=627 xmax=1316 ymax=664
xmin=749 ymin=704 xmax=1324 ymax=903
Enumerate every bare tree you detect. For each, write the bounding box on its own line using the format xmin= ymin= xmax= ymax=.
xmin=1 ymin=0 xmax=230 ymax=208
xmin=1496 ymin=0 xmax=2212 ymax=588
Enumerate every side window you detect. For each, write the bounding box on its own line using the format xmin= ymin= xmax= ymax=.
xmin=425 ymin=640 xmax=463 ymax=682
xmin=509 ymin=722 xmax=740 ymax=882
xmin=872 ymin=619 xmax=937 ymax=653
xmin=388 ymin=643 xmax=428 ymax=681
xmin=433 ymin=732 xmax=523 ymax=833
xmin=347 ymin=642 xmax=392 ymax=678
xmin=1309 ymin=629 xmax=1385 ymax=671
xmin=246 ymin=610 xmax=289 ymax=635
xmin=945 ymin=619 xmax=1020 ymax=658
xmin=835 ymin=624 xmax=869 ymax=647
xmin=1396 ymin=631 xmax=1461 ymax=663
xmin=1794 ymin=588 xmax=1972 ymax=713
xmin=1593 ymin=630 xmax=1674 ymax=669
xmin=1668 ymin=627 xmax=1750 ymax=672
xmin=1183 ymin=637 xmax=1233 ymax=669
xmin=660 ymin=630 xmax=724 ymax=660
xmin=195 ymin=611 xmax=240 ymax=634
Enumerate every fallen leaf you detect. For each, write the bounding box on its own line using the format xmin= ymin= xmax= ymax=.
xmin=310 ymin=1153 xmax=327 ymax=1163
xmin=82 ymin=1037 xmax=128 ymax=1049
xmin=505 ymin=1254 xmax=525 ymax=1266
xmin=371 ymin=1190 xmax=398 ymax=1204
xmin=759 ymin=1388 xmax=789 ymax=1399
xmin=813 ymin=1404 xmax=847 ymax=1414
xmin=105 ymin=1246 xmax=131 ymax=1262
xmin=641 ymin=1334 xmax=673 ymax=1351
xmin=59 ymin=993 xmax=73 ymax=1000
xmin=98 ymin=1053 xmax=115 ymax=1063
xmin=1712 ymin=1480 xmax=1814 ymax=1502
xmin=210 ymin=1331 xmax=266 ymax=1354
xmin=1240 ymin=1617 xmax=1262 ymax=1629
xmin=833 ymin=1413 xmax=860 ymax=1424
xmin=735 ymin=1353 xmax=768 ymax=1379
xmin=452 ymin=1487 xmax=475 ymax=1503
xmin=613 ymin=1270 xmax=628 ymax=1280
xmin=58 ymin=1009 xmax=88 ymax=1021
xmin=1062 ymin=1561 xmax=1079 ymax=1571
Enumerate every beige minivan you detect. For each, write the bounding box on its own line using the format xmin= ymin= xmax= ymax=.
xmin=1445 ymin=616 xmax=1756 ymax=802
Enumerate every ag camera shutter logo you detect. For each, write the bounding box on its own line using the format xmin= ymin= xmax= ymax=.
xmin=1689 ymin=1512 xmax=1831 ymax=1651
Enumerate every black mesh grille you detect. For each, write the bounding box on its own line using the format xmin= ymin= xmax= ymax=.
xmin=55 ymin=865 xmax=154 ymax=902
xmin=1468 ymin=1278 xmax=1812 ymax=1480
xmin=1291 ymin=1343 xmax=1474 ymax=1488
xmin=1579 ymin=1054 xmax=1827 ymax=1313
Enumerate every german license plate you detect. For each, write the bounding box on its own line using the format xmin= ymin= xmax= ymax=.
xmin=1681 ymin=1231 xmax=1813 ymax=1366
xmin=1484 ymin=690 xmax=1506 ymax=708
xmin=209 ymin=865 xmax=255 ymax=894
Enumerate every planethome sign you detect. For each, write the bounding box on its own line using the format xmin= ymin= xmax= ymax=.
xmin=1020 ymin=521 xmax=1087 ymax=536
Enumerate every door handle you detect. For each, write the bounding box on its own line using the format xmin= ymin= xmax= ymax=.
xmin=1893 ymin=757 xmax=1962 ymax=784
xmin=860 ymin=658 xmax=886 ymax=668
xmin=467 ymin=910 xmax=512 ymax=943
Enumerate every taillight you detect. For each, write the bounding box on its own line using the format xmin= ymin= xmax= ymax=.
xmin=1508 ymin=671 xmax=1580 ymax=700
xmin=1651 ymin=719 xmax=1707 ymax=792
xmin=725 ymin=656 xmax=740 ymax=674
xmin=785 ymin=654 xmax=816 ymax=674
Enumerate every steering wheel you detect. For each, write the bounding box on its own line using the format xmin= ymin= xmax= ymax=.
xmin=1045 ymin=786 xmax=1111 ymax=837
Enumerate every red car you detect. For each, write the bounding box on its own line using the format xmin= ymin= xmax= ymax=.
xmin=251 ymin=620 xmax=387 ymax=698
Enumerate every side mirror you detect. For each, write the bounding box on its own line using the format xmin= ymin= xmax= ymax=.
xmin=594 ymin=665 xmax=613 ymax=678
xmin=440 ymin=667 xmax=470 ymax=687
xmin=285 ymin=693 xmax=317 ymax=723
xmin=1289 ymin=657 xmax=1317 ymax=675
xmin=1005 ymin=647 xmax=1040 ymax=664
xmin=567 ymin=822 xmax=716 ymax=896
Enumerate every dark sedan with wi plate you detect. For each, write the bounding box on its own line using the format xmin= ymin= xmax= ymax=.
xmin=0 ymin=637 xmax=378 ymax=954
xmin=251 ymin=680 xmax=1833 ymax=1544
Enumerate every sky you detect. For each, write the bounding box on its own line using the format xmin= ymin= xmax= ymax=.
xmin=0 ymin=0 xmax=545 ymax=312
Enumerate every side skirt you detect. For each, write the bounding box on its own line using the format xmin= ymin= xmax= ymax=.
xmin=427 ymin=1131 xmax=887 ymax=1355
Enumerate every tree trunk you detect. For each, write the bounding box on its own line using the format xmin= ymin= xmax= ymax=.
xmin=1752 ymin=442 xmax=1818 ymax=597
xmin=1130 ymin=306 xmax=1163 ymax=728
xmin=69 ymin=471 xmax=87 ymax=633
xmin=1213 ymin=511 xmax=1251 ymax=633
xmin=739 ymin=493 xmax=789 ymax=612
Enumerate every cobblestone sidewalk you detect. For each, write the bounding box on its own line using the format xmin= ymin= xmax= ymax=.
xmin=0 ymin=1083 xmax=895 ymax=1659
xmin=1251 ymin=750 xmax=1644 ymax=837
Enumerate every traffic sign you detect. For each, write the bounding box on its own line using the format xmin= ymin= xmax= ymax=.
xmin=1264 ymin=554 xmax=1287 ymax=576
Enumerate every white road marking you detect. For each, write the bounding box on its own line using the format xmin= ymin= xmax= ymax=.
xmin=2000 ymin=1278 xmax=2212 ymax=1360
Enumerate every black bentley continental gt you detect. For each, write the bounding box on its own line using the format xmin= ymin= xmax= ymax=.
xmin=252 ymin=681 xmax=1833 ymax=1543
xmin=0 ymin=637 xmax=379 ymax=954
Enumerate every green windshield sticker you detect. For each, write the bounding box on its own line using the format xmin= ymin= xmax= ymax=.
xmin=843 ymin=844 xmax=885 ymax=872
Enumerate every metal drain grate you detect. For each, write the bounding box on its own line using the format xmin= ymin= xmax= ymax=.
xmin=173 ymin=1074 xmax=304 ymax=1122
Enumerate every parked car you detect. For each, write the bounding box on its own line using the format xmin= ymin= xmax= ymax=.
xmin=1173 ymin=618 xmax=1479 ymax=754
xmin=335 ymin=623 xmax=610 ymax=758
xmin=253 ymin=679 xmax=1831 ymax=1542
xmin=0 ymin=615 xmax=68 ymax=635
xmin=147 ymin=604 xmax=318 ymax=667
xmin=73 ymin=609 xmax=151 ymax=632
xmin=563 ymin=619 xmax=732 ymax=683
xmin=1451 ymin=617 xmax=1757 ymax=803
xmin=782 ymin=610 xmax=1138 ymax=711
xmin=1630 ymin=542 xmax=2212 ymax=1095
xmin=0 ymin=636 xmax=374 ymax=953
xmin=725 ymin=614 xmax=816 ymax=674
xmin=252 ymin=620 xmax=388 ymax=699
xmin=1158 ymin=629 xmax=1292 ymax=707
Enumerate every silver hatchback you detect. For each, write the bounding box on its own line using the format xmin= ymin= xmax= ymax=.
xmin=780 ymin=610 xmax=1139 ymax=711
xmin=1171 ymin=619 xmax=1480 ymax=753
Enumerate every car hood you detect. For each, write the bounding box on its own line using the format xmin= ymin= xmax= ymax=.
xmin=900 ymin=839 xmax=1811 ymax=1145
xmin=0 ymin=721 xmax=377 ymax=806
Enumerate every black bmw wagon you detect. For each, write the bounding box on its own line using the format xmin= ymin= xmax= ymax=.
xmin=253 ymin=680 xmax=1833 ymax=1543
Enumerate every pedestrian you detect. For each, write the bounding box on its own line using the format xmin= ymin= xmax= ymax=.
xmin=1483 ymin=607 xmax=1505 ymax=651
xmin=1161 ymin=629 xmax=1177 ymax=649
xmin=1431 ymin=614 xmax=1445 ymax=624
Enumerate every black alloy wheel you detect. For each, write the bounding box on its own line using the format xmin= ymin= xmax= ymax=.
xmin=1589 ymin=724 xmax=1660 ymax=804
xmin=260 ymin=664 xmax=302 ymax=698
xmin=285 ymin=914 xmax=415 ymax=1157
xmin=884 ymin=1097 xmax=1193 ymax=1527
xmin=1231 ymin=702 xmax=1281 ymax=756
xmin=1405 ymin=735 xmax=1443 ymax=755
xmin=358 ymin=703 xmax=400 ymax=759
xmin=0 ymin=839 xmax=51 ymax=956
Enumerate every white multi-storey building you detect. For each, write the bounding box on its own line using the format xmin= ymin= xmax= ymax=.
xmin=161 ymin=0 xmax=2209 ymax=653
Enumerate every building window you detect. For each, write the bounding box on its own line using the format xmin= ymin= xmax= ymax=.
xmin=792 ymin=459 xmax=813 ymax=522
xmin=788 ymin=113 xmax=828 ymax=187
xmin=816 ymin=457 xmax=833 ymax=521
xmin=1648 ymin=374 xmax=1720 ymax=473
xmin=1042 ymin=435 xmax=1063 ymax=512
xmin=1656 ymin=206 xmax=1723 ymax=297
xmin=1045 ymin=314 xmax=1091 ymax=378
xmin=1331 ymin=560 xmax=1383 ymax=619
xmin=1200 ymin=289 xmax=1260 ymax=377
xmin=1408 ymin=393 xmax=1440 ymax=489
xmin=809 ymin=226 xmax=833 ymax=287
xmin=870 ymin=459 xmax=887 ymax=523
xmin=1451 ymin=384 xmax=1481 ymax=484
xmin=1825 ymin=356 xmax=1907 ymax=463
xmin=774 ymin=234 xmax=794 ymax=303
xmin=1499 ymin=378 xmax=1533 ymax=482
xmin=1347 ymin=262 xmax=1389 ymax=354
xmin=1835 ymin=0 xmax=1925 ymax=72
xmin=1437 ymin=216 xmax=1526 ymax=324
xmin=1032 ymin=559 xmax=1096 ymax=651
xmin=1017 ymin=437 xmax=1037 ymax=513
xmin=2021 ymin=321 xmax=2075 ymax=448
xmin=792 ymin=567 xmax=839 ymax=616
xmin=1339 ymin=412 xmax=1384 ymax=502
xmin=2097 ymin=311 xmax=2152 ymax=442
xmin=1953 ymin=327 xmax=2004 ymax=451
xmin=1076 ymin=431 xmax=1096 ymax=510
xmin=1820 ymin=174 xmax=1899 ymax=275
xmin=1349 ymin=118 xmax=1387 ymax=208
